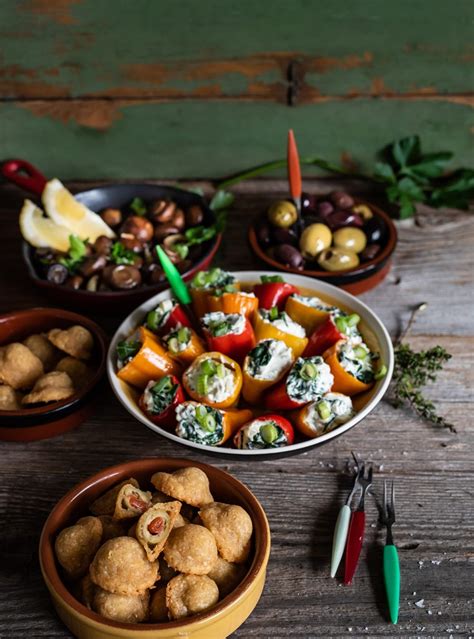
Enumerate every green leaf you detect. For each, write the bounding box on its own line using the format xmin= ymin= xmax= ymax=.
xmin=173 ymin=243 xmax=189 ymax=259
xmin=210 ymin=190 xmax=235 ymax=211
xmin=117 ymin=340 xmax=141 ymax=363
xmin=406 ymin=152 xmax=453 ymax=179
xmin=130 ymin=196 xmax=147 ymax=216
xmin=390 ymin=136 xmax=421 ymax=168
xmin=59 ymin=234 xmax=88 ymax=273
xmin=110 ymin=242 xmax=136 ymax=265
xmin=374 ymin=162 xmax=397 ymax=183
xmin=429 ymin=169 xmax=474 ymax=209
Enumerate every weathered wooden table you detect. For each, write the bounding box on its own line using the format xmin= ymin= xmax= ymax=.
xmin=0 ymin=180 xmax=472 ymax=638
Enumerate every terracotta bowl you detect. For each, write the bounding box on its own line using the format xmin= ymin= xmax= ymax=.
xmin=22 ymin=184 xmax=221 ymax=312
xmin=39 ymin=457 xmax=271 ymax=639
xmin=248 ymin=198 xmax=397 ymax=295
xmin=0 ymin=308 xmax=107 ymax=441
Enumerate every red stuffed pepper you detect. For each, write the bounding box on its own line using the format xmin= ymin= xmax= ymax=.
xmin=233 ymin=414 xmax=294 ymax=450
xmin=263 ymin=355 xmax=334 ymax=410
xmin=303 ymin=313 xmax=361 ymax=358
xmin=201 ymin=312 xmax=255 ymax=363
xmin=146 ymin=298 xmax=192 ymax=335
xmin=138 ymin=375 xmax=185 ymax=429
xmin=253 ymin=275 xmax=299 ymax=310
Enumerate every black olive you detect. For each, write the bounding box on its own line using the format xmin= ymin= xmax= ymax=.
xmin=274 ymin=244 xmax=304 ymax=268
xmin=360 ymin=243 xmax=381 ymax=261
xmin=364 ymin=217 xmax=387 ymax=244
xmin=46 ymin=263 xmax=68 ymax=285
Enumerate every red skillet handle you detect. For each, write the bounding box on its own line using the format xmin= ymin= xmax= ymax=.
xmin=1 ymin=159 xmax=47 ymax=195
xmin=343 ymin=510 xmax=365 ymax=585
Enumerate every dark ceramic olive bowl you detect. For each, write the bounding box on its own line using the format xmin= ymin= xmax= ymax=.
xmin=21 ymin=184 xmax=221 ymax=312
xmin=248 ymin=198 xmax=397 ymax=295
xmin=0 ymin=308 xmax=107 ymax=441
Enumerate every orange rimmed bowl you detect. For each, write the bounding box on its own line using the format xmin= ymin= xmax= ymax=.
xmin=39 ymin=457 xmax=271 ymax=639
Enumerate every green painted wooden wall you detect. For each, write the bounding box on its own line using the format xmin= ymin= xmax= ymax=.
xmin=0 ymin=0 xmax=472 ymax=179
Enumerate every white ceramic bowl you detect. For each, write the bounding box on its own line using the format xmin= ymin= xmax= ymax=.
xmin=107 ymin=271 xmax=393 ymax=458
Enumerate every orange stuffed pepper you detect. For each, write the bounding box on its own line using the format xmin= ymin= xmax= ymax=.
xmin=323 ymin=339 xmax=377 ymax=396
xmin=253 ymin=307 xmax=308 ymax=359
xmin=285 ymin=294 xmax=340 ymax=335
xmin=162 ymin=326 xmax=205 ymax=367
xmin=292 ymin=392 xmax=354 ymax=439
xmin=242 ymin=338 xmax=294 ymax=404
xmin=189 ymin=268 xmax=240 ymax=318
xmin=208 ymin=290 xmax=258 ymax=319
xmin=117 ymin=327 xmax=181 ymax=389
xmin=175 ymin=401 xmax=252 ymax=446
xmin=182 ymin=351 xmax=242 ymax=409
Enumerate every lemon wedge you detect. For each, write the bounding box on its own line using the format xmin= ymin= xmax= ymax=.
xmin=42 ymin=178 xmax=115 ymax=241
xmin=19 ymin=199 xmax=72 ymax=252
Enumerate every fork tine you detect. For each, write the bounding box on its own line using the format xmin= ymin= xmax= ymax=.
xmin=383 ymin=480 xmax=388 ymax=513
xmin=391 ymin=481 xmax=396 ymax=519
xmin=367 ymin=465 xmax=373 ymax=483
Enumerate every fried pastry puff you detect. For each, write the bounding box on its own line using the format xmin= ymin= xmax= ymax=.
xmin=93 ymin=587 xmax=149 ymax=623
xmin=55 ymin=356 xmax=90 ymax=389
xmin=22 ymin=371 xmax=74 ymax=405
xmin=76 ymin=574 xmax=95 ymax=609
xmin=23 ymin=334 xmax=60 ymax=371
xmin=149 ymin=586 xmax=169 ymax=622
xmin=207 ymin=556 xmax=246 ymax=597
xmin=47 ymin=325 xmax=93 ymax=360
xmin=158 ymin=556 xmax=178 ymax=584
xmin=164 ymin=524 xmax=217 ymax=575
xmin=0 ymin=385 xmax=22 ymax=410
xmin=55 ymin=516 xmax=103 ymax=580
xmin=166 ymin=574 xmax=219 ymax=621
xmin=151 ymin=467 xmax=214 ymax=508
xmin=135 ymin=501 xmax=181 ymax=561
xmin=199 ymin=503 xmax=253 ymax=564
xmin=0 ymin=343 xmax=43 ymax=390
xmin=89 ymin=478 xmax=139 ymax=516
xmin=113 ymin=484 xmax=152 ymax=520
xmin=97 ymin=515 xmax=129 ymax=541
xmin=89 ymin=537 xmax=158 ymax=596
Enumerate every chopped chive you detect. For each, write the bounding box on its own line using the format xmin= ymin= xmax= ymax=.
xmin=196 ymin=404 xmax=207 ymax=421
xmin=201 ymin=359 xmax=217 ymax=376
xmin=347 ymin=313 xmax=360 ymax=327
xmin=167 ymin=337 xmax=179 ymax=353
xmin=374 ymin=364 xmax=388 ymax=380
xmin=202 ymin=414 xmax=216 ymax=432
xmin=354 ymin=345 xmax=368 ymax=360
xmin=261 ymin=275 xmax=283 ymax=283
xmin=317 ymin=400 xmax=331 ymax=420
xmin=269 ymin=306 xmax=279 ymax=321
xmin=177 ymin=327 xmax=190 ymax=343
xmin=300 ymin=362 xmax=317 ymax=380
xmin=216 ymin=363 xmax=225 ymax=378
xmin=335 ymin=316 xmax=347 ymax=333
xmin=146 ymin=309 xmax=161 ymax=331
xmin=197 ymin=374 xmax=209 ymax=395
xmin=261 ymin=423 xmax=279 ymax=443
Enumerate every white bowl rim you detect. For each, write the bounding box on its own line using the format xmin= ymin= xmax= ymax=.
xmin=107 ymin=271 xmax=394 ymax=457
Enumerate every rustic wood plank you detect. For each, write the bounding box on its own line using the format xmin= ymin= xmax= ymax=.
xmin=0 ymin=179 xmax=473 ymax=638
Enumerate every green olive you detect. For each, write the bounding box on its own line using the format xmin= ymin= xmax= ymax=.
xmin=352 ymin=204 xmax=373 ymax=221
xmin=267 ymin=200 xmax=298 ymax=228
xmin=333 ymin=227 xmax=367 ymax=253
xmin=317 ymin=247 xmax=359 ymax=272
xmin=299 ymin=223 xmax=332 ymax=258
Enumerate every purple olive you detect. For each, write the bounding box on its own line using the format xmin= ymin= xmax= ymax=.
xmin=329 ymin=191 xmax=354 ymax=209
xmin=360 ymin=243 xmax=381 ymax=261
xmin=301 ymin=192 xmax=317 ymax=210
xmin=315 ymin=200 xmax=334 ymax=218
xmin=271 ymin=226 xmax=298 ymax=246
xmin=256 ymin=222 xmax=272 ymax=246
xmin=326 ymin=210 xmax=364 ymax=231
xmin=274 ymin=243 xmax=304 ymax=268
xmin=364 ymin=216 xmax=387 ymax=244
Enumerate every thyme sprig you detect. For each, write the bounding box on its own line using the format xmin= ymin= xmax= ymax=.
xmin=391 ymin=303 xmax=455 ymax=432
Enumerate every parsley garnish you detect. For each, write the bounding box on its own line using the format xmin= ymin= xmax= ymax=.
xmin=110 ymin=242 xmax=136 ymax=265
xmin=59 ymin=235 xmax=87 ymax=273
xmin=130 ymin=197 xmax=147 ymax=216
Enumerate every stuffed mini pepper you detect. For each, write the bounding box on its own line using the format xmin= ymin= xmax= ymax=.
xmin=207 ymin=289 xmax=258 ymax=319
xmin=233 ymin=414 xmax=294 ymax=450
xmin=303 ymin=313 xmax=361 ymax=358
xmin=253 ymin=307 xmax=308 ymax=359
xmin=138 ymin=375 xmax=185 ymax=429
xmin=175 ymin=401 xmax=252 ymax=447
xmin=189 ymin=268 xmax=240 ymax=317
xmin=292 ymin=392 xmax=354 ymax=439
xmin=285 ymin=294 xmax=340 ymax=335
xmin=182 ymin=352 xmax=242 ymax=409
xmin=116 ymin=327 xmax=181 ymax=388
xmin=242 ymin=339 xmax=294 ymax=404
xmin=263 ymin=355 xmax=334 ymax=410
xmin=324 ymin=339 xmax=385 ymax=396
xmin=253 ymin=275 xmax=299 ymax=310
xmin=201 ymin=312 xmax=255 ymax=363
xmin=162 ymin=326 xmax=205 ymax=366
xmin=146 ymin=299 xmax=192 ymax=334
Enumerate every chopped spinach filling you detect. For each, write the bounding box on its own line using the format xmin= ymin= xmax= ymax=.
xmin=286 ymin=356 xmax=332 ymax=402
xmin=178 ymin=404 xmax=223 ymax=446
xmin=117 ymin=339 xmax=141 ymax=365
xmin=146 ymin=376 xmax=178 ymax=415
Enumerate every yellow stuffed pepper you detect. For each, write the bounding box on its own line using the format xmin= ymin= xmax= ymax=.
xmin=117 ymin=327 xmax=181 ymax=389
xmin=285 ymin=294 xmax=340 ymax=335
xmin=323 ymin=339 xmax=380 ymax=396
xmin=253 ymin=307 xmax=308 ymax=359
xmin=208 ymin=290 xmax=258 ymax=319
xmin=242 ymin=338 xmax=295 ymax=404
xmin=182 ymin=351 xmax=242 ymax=409
xmin=189 ymin=268 xmax=240 ymax=318
xmin=162 ymin=326 xmax=205 ymax=367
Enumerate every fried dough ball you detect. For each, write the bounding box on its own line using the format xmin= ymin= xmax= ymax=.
xmin=158 ymin=556 xmax=178 ymax=584
xmin=164 ymin=524 xmax=217 ymax=575
xmin=55 ymin=516 xmax=103 ymax=580
xmin=149 ymin=586 xmax=168 ymax=622
xmin=23 ymin=334 xmax=59 ymax=371
xmin=98 ymin=515 xmax=129 ymax=541
xmin=89 ymin=537 xmax=158 ymax=596
xmin=0 ymin=385 xmax=22 ymax=410
xmin=76 ymin=574 xmax=95 ymax=609
xmin=56 ymin=356 xmax=90 ymax=389
xmin=93 ymin=587 xmax=149 ymax=624
xmin=22 ymin=371 xmax=74 ymax=405
xmin=89 ymin=478 xmax=139 ymax=516
xmin=135 ymin=501 xmax=181 ymax=561
xmin=47 ymin=325 xmax=93 ymax=360
xmin=0 ymin=343 xmax=43 ymax=390
xmin=199 ymin=503 xmax=253 ymax=564
xmin=166 ymin=574 xmax=219 ymax=620
xmin=151 ymin=467 xmax=214 ymax=508
xmin=113 ymin=484 xmax=152 ymax=520
xmin=207 ymin=556 xmax=246 ymax=597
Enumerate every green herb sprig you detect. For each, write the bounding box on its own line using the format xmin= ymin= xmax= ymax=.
xmin=391 ymin=303 xmax=455 ymax=432
xmin=59 ymin=235 xmax=88 ymax=273
xmin=110 ymin=241 xmax=136 ymax=265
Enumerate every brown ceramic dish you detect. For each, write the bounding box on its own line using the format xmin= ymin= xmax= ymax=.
xmin=248 ymin=198 xmax=397 ymax=295
xmin=0 ymin=308 xmax=107 ymax=441
xmin=39 ymin=458 xmax=271 ymax=639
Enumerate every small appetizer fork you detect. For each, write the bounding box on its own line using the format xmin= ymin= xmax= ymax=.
xmin=343 ymin=460 xmax=373 ymax=585
xmin=381 ymin=480 xmax=400 ymax=624
xmin=330 ymin=463 xmax=363 ymax=577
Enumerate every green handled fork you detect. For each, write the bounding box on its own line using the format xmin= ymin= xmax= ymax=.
xmin=381 ymin=480 xmax=400 ymax=624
